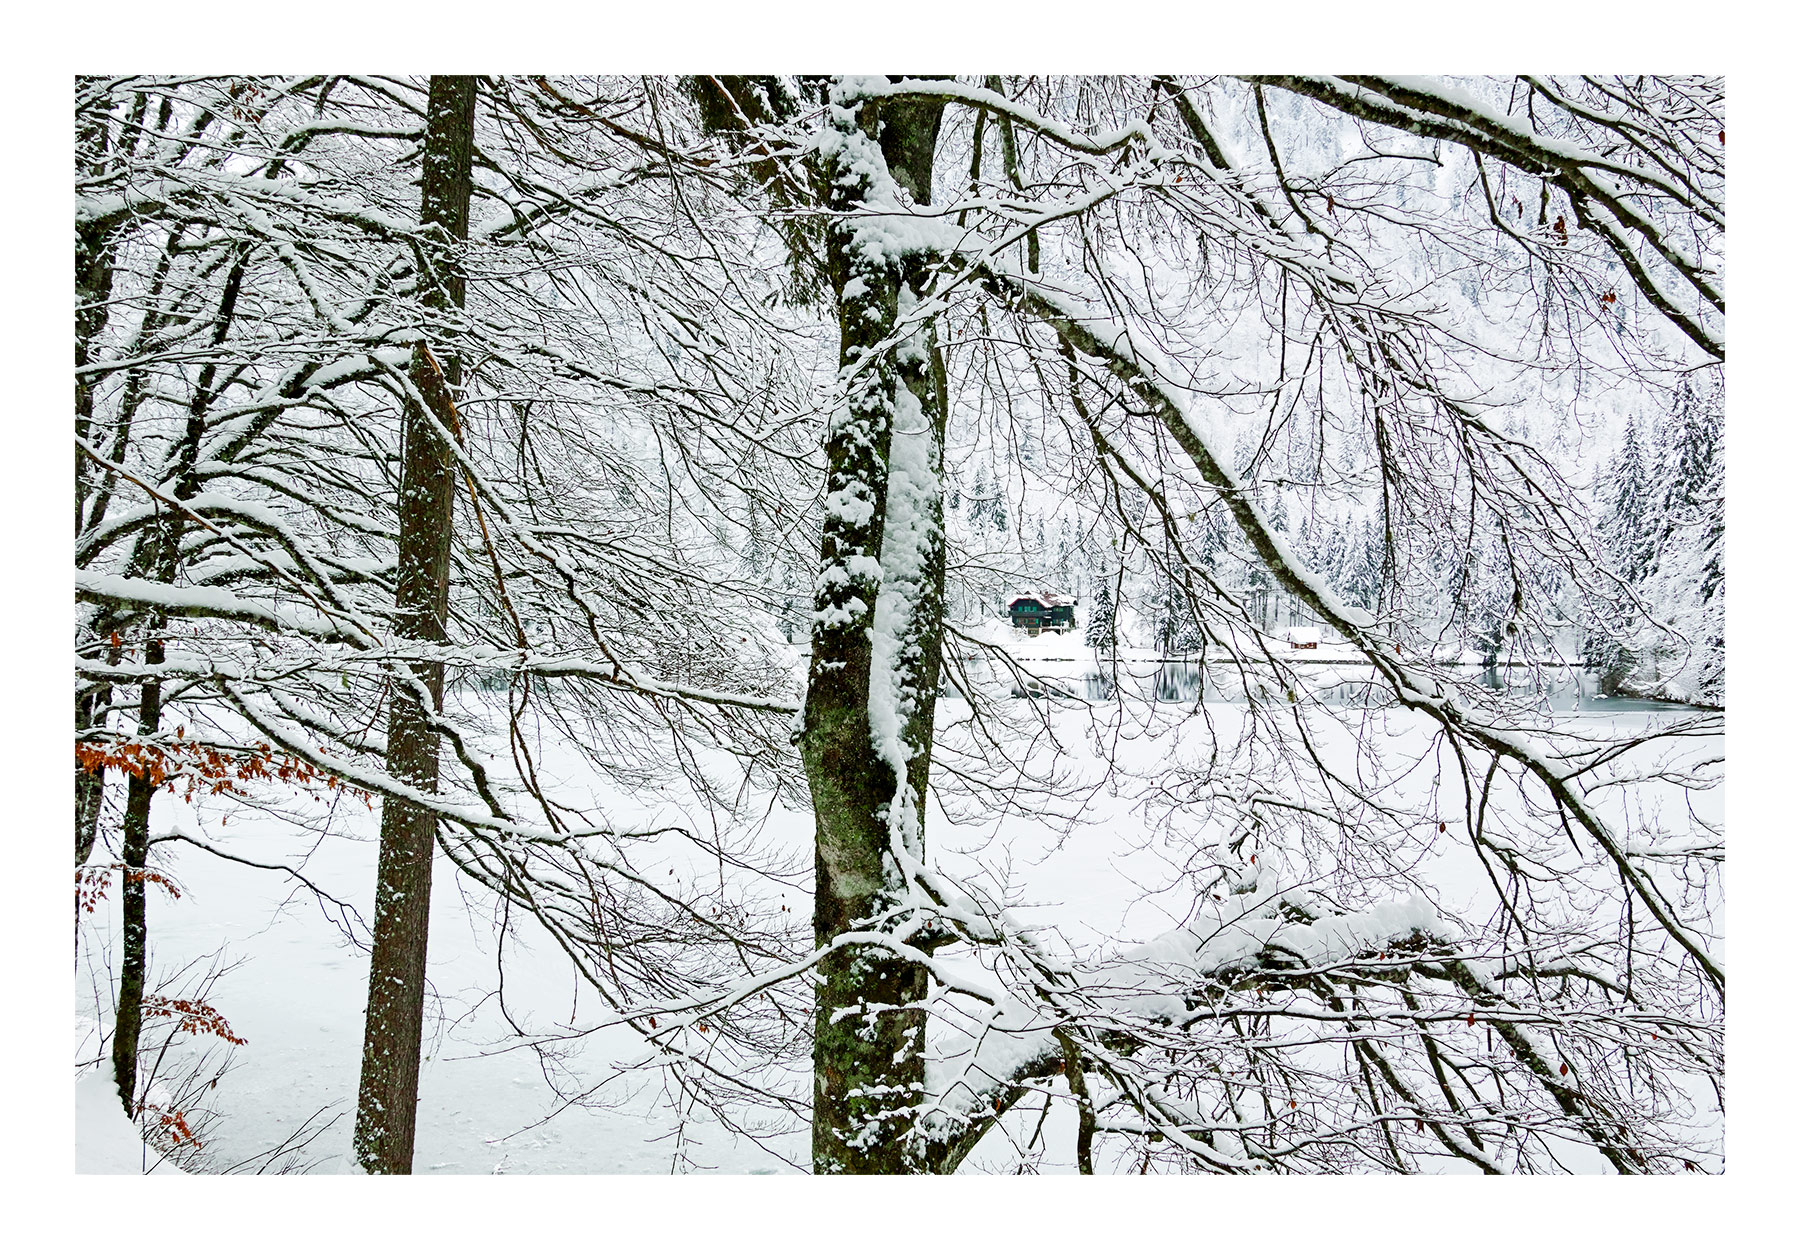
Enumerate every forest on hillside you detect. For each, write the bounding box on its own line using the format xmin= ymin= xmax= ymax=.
xmin=74 ymin=74 xmax=1723 ymax=1175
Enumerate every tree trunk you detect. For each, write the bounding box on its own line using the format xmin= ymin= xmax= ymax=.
xmin=354 ymin=74 xmax=476 ymax=1176
xmin=111 ymin=640 xmax=161 ymax=1113
xmin=75 ymin=76 xmax=117 ymax=539
xmin=76 ymin=77 xmax=118 ymax=879
xmin=106 ymin=254 xmax=235 ymax=1104
xmin=75 ymin=686 xmax=107 ymax=871
xmin=801 ymin=78 xmax=950 ymax=1174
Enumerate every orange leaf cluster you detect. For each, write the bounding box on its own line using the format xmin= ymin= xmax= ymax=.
xmin=76 ymin=737 xmax=369 ymax=807
xmin=143 ymin=1104 xmax=202 ymax=1151
xmin=76 ymin=863 xmax=182 ymax=912
xmin=76 ymin=866 xmax=112 ymax=914
xmin=141 ymin=995 xmax=248 ymax=1046
xmin=128 ymin=866 xmax=182 ymax=897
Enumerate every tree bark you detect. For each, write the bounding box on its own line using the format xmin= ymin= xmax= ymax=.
xmin=111 ymin=640 xmax=161 ymax=1113
xmin=75 ymin=686 xmax=107 ymax=872
xmin=76 ymin=78 xmax=119 ymax=878
xmin=802 ymin=78 xmax=950 ymax=1174
xmin=75 ymin=76 xmax=118 ymax=539
xmin=106 ymin=248 xmax=241 ymax=1106
xmin=354 ymin=74 xmax=476 ymax=1175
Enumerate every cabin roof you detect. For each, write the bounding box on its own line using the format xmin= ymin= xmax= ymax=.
xmin=1286 ymin=626 xmax=1322 ymax=644
xmin=1008 ymin=589 xmax=1072 ymax=609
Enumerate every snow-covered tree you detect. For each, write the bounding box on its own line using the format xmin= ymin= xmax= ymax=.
xmin=76 ymin=74 xmax=816 ymax=1158
xmin=1604 ymin=414 xmax=1658 ymax=585
xmin=1084 ymin=571 xmax=1117 ymax=653
xmin=77 ymin=73 xmax=1725 ymax=1178
xmin=1587 ymin=414 xmax=1657 ymax=692
xmin=1638 ymin=376 xmax=1725 ymax=702
xmin=1339 ymin=517 xmax=1387 ymax=614
xmin=1585 ymin=377 xmax=1723 ymax=703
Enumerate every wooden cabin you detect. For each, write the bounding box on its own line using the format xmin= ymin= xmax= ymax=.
xmin=1009 ymin=592 xmax=1076 ymax=636
xmin=1286 ymin=626 xmax=1321 ymax=650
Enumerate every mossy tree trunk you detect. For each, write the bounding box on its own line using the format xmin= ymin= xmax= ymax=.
xmin=801 ymin=78 xmax=951 ymax=1175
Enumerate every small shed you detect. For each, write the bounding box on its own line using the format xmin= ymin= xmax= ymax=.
xmin=1286 ymin=626 xmax=1322 ymax=650
xmin=1008 ymin=591 xmax=1076 ymax=636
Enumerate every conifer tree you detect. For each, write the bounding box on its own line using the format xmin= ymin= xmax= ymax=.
xmin=1586 ymin=414 xmax=1657 ymax=693
xmin=1084 ymin=573 xmax=1116 ymax=653
xmin=1601 ymin=415 xmax=1656 ymax=586
xmin=1636 ymin=375 xmax=1724 ymax=702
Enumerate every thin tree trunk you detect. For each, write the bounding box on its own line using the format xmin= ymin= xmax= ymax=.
xmin=354 ymin=74 xmax=476 ymax=1176
xmin=76 ymin=77 xmax=118 ymax=882
xmin=75 ymin=76 xmax=117 ymax=540
xmin=76 ymin=686 xmax=107 ymax=870
xmin=77 ymin=677 xmax=109 ymax=954
xmin=111 ymin=640 xmax=161 ymax=1113
xmin=1058 ymin=1031 xmax=1095 ymax=1174
xmin=105 ymin=261 xmax=229 ymax=1105
xmin=984 ymin=75 xmax=1039 ymax=274
xmin=802 ymin=79 xmax=950 ymax=1174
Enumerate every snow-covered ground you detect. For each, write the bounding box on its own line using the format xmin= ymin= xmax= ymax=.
xmin=75 ymin=666 xmax=1716 ymax=1174
xmin=75 ymin=743 xmax=814 ymax=1175
xmin=74 ymin=1051 xmax=178 ymax=1175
